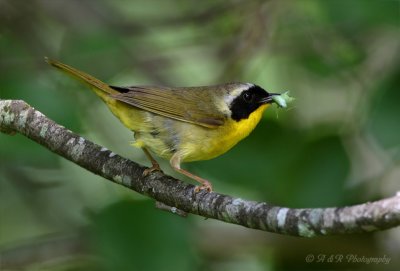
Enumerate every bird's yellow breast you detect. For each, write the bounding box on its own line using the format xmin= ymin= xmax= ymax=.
xmin=179 ymin=104 xmax=268 ymax=162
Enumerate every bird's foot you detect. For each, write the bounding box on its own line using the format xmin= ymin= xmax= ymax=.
xmin=194 ymin=181 xmax=213 ymax=193
xmin=143 ymin=163 xmax=163 ymax=176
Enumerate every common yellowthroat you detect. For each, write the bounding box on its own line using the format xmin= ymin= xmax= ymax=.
xmin=46 ymin=58 xmax=288 ymax=192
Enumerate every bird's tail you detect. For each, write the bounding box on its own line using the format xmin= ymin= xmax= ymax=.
xmin=45 ymin=57 xmax=118 ymax=100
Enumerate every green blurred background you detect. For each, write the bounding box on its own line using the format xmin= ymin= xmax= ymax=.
xmin=1 ymin=0 xmax=399 ymax=270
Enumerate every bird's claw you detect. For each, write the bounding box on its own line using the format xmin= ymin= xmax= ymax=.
xmin=194 ymin=182 xmax=213 ymax=193
xmin=143 ymin=164 xmax=162 ymax=176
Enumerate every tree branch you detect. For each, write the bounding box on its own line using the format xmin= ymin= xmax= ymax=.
xmin=1 ymin=99 xmax=399 ymax=237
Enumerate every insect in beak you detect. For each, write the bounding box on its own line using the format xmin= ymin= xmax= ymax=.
xmin=260 ymin=93 xmax=280 ymax=104
xmin=263 ymin=92 xmax=294 ymax=108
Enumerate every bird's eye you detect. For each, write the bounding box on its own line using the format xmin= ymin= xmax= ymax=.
xmin=242 ymin=92 xmax=254 ymax=103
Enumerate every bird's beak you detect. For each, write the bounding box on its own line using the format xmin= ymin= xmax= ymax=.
xmin=260 ymin=93 xmax=280 ymax=104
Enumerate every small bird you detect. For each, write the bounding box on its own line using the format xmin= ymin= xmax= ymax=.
xmin=46 ymin=58 xmax=287 ymax=192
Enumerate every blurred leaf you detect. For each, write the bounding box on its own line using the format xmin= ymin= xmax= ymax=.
xmin=299 ymin=41 xmax=364 ymax=76
xmin=319 ymin=0 xmax=399 ymax=31
xmin=367 ymin=69 xmax=400 ymax=153
xmin=61 ymin=32 xmax=129 ymax=79
xmin=277 ymin=135 xmax=350 ymax=207
xmin=90 ymin=200 xmax=197 ymax=271
xmin=0 ymin=134 xmax=60 ymax=167
xmin=274 ymin=2 xmax=367 ymax=77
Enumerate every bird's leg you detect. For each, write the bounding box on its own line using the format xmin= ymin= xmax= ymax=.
xmin=170 ymin=154 xmax=213 ymax=192
xmin=142 ymin=147 xmax=162 ymax=176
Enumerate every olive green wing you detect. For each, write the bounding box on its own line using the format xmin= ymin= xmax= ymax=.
xmin=109 ymin=86 xmax=226 ymax=128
